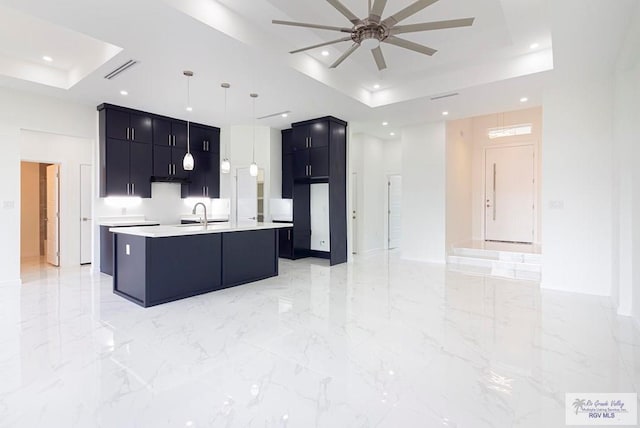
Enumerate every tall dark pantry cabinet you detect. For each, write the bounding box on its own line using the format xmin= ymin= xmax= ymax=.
xmin=281 ymin=116 xmax=347 ymax=266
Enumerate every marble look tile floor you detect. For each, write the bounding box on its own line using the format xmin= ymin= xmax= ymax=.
xmin=1 ymin=251 xmax=639 ymax=427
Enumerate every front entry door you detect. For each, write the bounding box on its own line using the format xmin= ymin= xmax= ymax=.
xmin=485 ymin=145 xmax=534 ymax=243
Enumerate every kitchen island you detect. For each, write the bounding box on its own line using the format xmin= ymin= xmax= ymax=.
xmin=109 ymin=222 xmax=293 ymax=307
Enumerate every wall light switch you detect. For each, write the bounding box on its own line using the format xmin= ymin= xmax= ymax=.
xmin=549 ymin=200 xmax=564 ymax=209
xmin=125 ymin=244 xmax=131 ymax=255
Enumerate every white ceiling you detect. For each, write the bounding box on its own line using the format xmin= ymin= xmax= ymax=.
xmin=0 ymin=0 xmax=635 ymax=139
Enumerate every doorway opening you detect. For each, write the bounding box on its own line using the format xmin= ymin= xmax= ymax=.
xmin=20 ymin=161 xmax=60 ymax=270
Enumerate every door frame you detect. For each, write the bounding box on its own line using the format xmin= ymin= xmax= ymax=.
xmin=386 ymin=174 xmax=402 ymax=250
xmin=482 ymin=141 xmax=538 ymax=243
xmin=80 ymin=164 xmax=92 ymax=265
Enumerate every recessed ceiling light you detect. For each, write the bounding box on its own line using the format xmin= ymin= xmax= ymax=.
xmin=42 ymin=55 xmax=53 ymax=62
xmin=520 ymin=97 xmax=528 ymax=103
xmin=530 ymin=43 xmax=539 ymax=49
xmin=373 ymin=84 xmax=381 ymax=89
xmin=442 ymin=111 xmax=449 ymax=116
xmin=321 ymin=50 xmax=330 ymax=57
xmin=382 ymin=121 xmax=388 ymax=126
xmin=120 ymin=90 xmax=128 ymax=96
xmin=390 ymin=132 xmax=395 ymax=136
xmin=186 ymin=106 xmax=193 ymax=112
xmin=281 ymin=113 xmax=288 ymax=118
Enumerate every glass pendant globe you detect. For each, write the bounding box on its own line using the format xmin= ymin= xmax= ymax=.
xmin=249 ymin=162 xmax=258 ymax=177
xmin=183 ymin=152 xmax=194 ymax=171
xmin=221 ymin=158 xmax=231 ymax=174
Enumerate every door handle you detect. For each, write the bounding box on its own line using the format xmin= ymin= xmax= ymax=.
xmin=169 ymin=164 xmax=172 ymax=175
xmin=132 ymin=128 xmax=135 ymax=141
xmin=126 ymin=127 xmax=130 ymax=140
xmin=168 ymin=135 xmax=171 ymax=146
xmin=82 ymin=217 xmax=91 ymax=222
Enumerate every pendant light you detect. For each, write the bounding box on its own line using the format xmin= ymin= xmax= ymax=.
xmin=249 ymin=93 xmax=259 ymax=177
xmin=182 ymin=70 xmax=195 ymax=171
xmin=220 ymin=83 xmax=231 ymax=174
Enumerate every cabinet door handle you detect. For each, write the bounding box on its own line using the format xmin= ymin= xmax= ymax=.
xmin=173 ymin=135 xmax=176 ymax=146
xmin=132 ymin=183 xmax=135 ymax=195
xmin=202 ymin=186 xmax=205 ymax=197
xmin=309 ymin=165 xmax=312 ymax=176
xmin=169 ymin=164 xmax=172 ymax=175
xmin=127 ymin=183 xmax=130 ymax=195
xmin=205 ymin=141 xmax=208 ymax=151
xmin=288 ymin=230 xmax=291 ymax=240
xmin=309 ymin=137 xmax=312 ymax=147
xmin=173 ymin=164 xmax=176 ymax=175
xmin=132 ymin=128 xmax=135 ymax=141
xmin=126 ymin=127 xmax=130 ymax=140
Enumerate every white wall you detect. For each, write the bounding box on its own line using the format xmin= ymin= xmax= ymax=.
xmin=0 ymin=87 xmax=95 ymax=286
xmin=401 ymin=122 xmax=446 ymax=263
xmin=445 ymin=118 xmax=473 ymax=249
xmin=20 ymin=162 xmax=40 ymax=259
xmin=21 ymin=130 xmax=93 ymax=268
xmin=541 ymin=75 xmax=614 ymax=296
xmin=611 ymin=3 xmax=640 ymax=319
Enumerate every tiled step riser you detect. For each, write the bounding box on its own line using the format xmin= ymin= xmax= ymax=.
xmin=447 ymin=264 xmax=541 ymax=281
xmin=447 ymin=255 xmax=541 ymax=273
xmin=452 ymin=247 xmax=542 ymax=264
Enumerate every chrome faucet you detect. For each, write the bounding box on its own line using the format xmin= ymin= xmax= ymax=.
xmin=192 ymin=202 xmax=208 ymax=227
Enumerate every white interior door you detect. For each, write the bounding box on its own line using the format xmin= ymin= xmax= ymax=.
xmin=80 ymin=164 xmax=92 ymax=264
xmin=485 ymin=145 xmax=535 ymax=243
xmin=46 ymin=164 xmax=60 ymax=266
xmin=388 ymin=175 xmax=402 ymax=249
xmin=236 ymin=167 xmax=257 ymax=225
xmin=310 ymin=183 xmax=330 ymax=251
xmin=351 ymin=172 xmax=357 ymax=254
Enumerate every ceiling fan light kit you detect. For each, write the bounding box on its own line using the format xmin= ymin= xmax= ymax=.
xmin=273 ymin=0 xmax=475 ymax=70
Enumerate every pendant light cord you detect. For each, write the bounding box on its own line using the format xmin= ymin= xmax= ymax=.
xmin=224 ymin=85 xmax=228 ymax=158
xmin=252 ymin=95 xmax=256 ymax=162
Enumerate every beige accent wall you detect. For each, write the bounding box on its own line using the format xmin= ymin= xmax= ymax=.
xmin=20 ymin=162 xmax=40 ymax=259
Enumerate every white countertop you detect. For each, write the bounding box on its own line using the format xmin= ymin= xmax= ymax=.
xmin=110 ymin=222 xmax=293 ymax=238
xmin=99 ymin=219 xmax=160 ymax=227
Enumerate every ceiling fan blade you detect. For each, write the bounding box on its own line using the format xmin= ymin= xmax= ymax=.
xmin=330 ymin=43 xmax=360 ymax=68
xmin=371 ymin=46 xmax=387 ymax=70
xmin=384 ymin=36 xmax=437 ymax=56
xmin=272 ymin=20 xmax=352 ymax=33
xmin=326 ymin=0 xmax=362 ymax=25
xmin=369 ymin=0 xmax=388 ymax=23
xmin=390 ymin=17 xmax=475 ymax=34
xmin=290 ymin=37 xmax=353 ymax=54
xmin=382 ymin=0 xmax=439 ymax=27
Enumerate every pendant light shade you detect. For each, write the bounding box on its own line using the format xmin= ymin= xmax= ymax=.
xmin=183 ymin=152 xmax=194 ymax=171
xmin=249 ymin=162 xmax=258 ymax=177
xmin=221 ymin=83 xmax=231 ymax=174
xmin=183 ymin=70 xmax=195 ymax=171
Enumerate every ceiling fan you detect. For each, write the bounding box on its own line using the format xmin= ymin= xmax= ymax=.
xmin=273 ymin=0 xmax=475 ymax=70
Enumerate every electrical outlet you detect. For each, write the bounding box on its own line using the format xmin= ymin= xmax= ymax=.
xmin=2 ymin=200 xmax=15 ymax=209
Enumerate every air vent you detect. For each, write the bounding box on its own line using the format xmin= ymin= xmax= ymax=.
xmin=104 ymin=60 xmax=138 ymax=80
xmin=257 ymin=110 xmax=291 ymax=120
xmin=430 ymin=92 xmax=459 ymax=101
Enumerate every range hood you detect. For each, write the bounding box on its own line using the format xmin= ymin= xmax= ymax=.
xmin=150 ymin=176 xmax=190 ymax=184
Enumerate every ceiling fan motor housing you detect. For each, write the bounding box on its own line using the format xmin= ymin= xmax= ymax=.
xmin=352 ymin=22 xmax=389 ymax=49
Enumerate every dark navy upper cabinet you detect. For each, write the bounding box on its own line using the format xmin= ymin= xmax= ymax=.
xmin=153 ymin=117 xmax=187 ymax=149
xmin=291 ymin=121 xmax=329 ymax=151
xmin=99 ymin=104 xmax=219 ymax=199
xmin=105 ymin=108 xmax=152 ymax=144
xmin=181 ymin=123 xmax=220 ymax=198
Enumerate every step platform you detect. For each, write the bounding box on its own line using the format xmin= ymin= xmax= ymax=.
xmin=446 ymin=241 xmax=541 ymax=281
